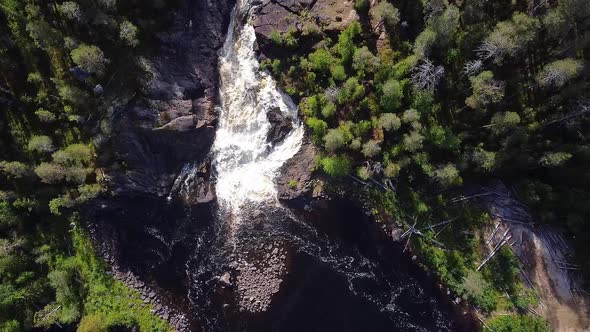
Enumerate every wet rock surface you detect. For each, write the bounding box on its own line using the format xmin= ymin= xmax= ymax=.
xmin=266 ymin=108 xmax=293 ymax=145
xmin=276 ymin=139 xmax=316 ymax=201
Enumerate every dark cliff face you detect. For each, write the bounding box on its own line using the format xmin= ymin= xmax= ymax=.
xmin=104 ymin=0 xmax=235 ymax=199
xmin=85 ymin=1 xmax=235 ymax=330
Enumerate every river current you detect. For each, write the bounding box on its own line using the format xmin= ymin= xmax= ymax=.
xmin=179 ymin=1 xmax=472 ymax=330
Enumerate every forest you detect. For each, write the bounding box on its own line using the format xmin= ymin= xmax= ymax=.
xmin=260 ymin=0 xmax=588 ymax=330
xmin=0 ymin=0 xmax=178 ymax=330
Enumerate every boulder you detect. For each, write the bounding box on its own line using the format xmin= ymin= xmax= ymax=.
xmin=266 ymin=108 xmax=293 ymax=145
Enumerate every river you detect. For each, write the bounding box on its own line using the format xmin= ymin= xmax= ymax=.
xmin=177 ymin=0 xmax=474 ymax=330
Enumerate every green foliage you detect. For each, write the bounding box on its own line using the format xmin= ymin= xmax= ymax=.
xmin=485 ymin=315 xmax=551 ymax=332
xmin=379 ymin=113 xmax=401 ymax=132
xmin=354 ymin=0 xmax=369 ymax=13
xmin=34 ymin=163 xmax=65 ymax=184
xmin=472 ymin=147 xmax=496 ymax=172
xmin=338 ymin=77 xmax=365 ymax=105
xmin=465 ymin=71 xmax=504 ymax=109
xmin=361 ymin=140 xmax=381 ymax=158
xmin=380 ymin=79 xmax=403 ymax=111
xmin=370 ymin=1 xmax=400 ymax=28
xmin=120 ymin=20 xmax=139 ymax=47
xmin=35 ymin=109 xmax=57 ymax=123
xmin=352 ymin=46 xmax=379 ymax=76
xmin=433 ymin=163 xmax=462 ymax=187
xmin=0 ymin=161 xmax=29 ymax=180
xmin=539 ymin=152 xmax=572 ymax=168
xmin=428 ymin=5 xmax=460 ymax=48
xmin=490 ymin=112 xmax=521 ymax=135
xmin=321 ymin=155 xmax=352 ymax=177
xmin=306 ymin=117 xmax=328 ymax=144
xmin=71 ymin=225 xmax=171 ymax=331
xmin=336 ymin=22 xmax=362 ymax=67
xmin=288 ymin=180 xmax=298 ymax=189
xmin=70 ymin=44 xmax=109 ymax=75
xmin=357 ymin=165 xmax=371 ymax=180
xmin=27 ymin=135 xmax=54 ymax=153
xmin=482 ymin=12 xmax=540 ymax=63
xmin=59 ymin=1 xmax=84 ymax=23
xmin=536 ymin=58 xmax=584 ymax=89
xmin=413 ymin=28 xmax=437 ymax=58
xmin=323 ymin=128 xmax=351 ymax=152
xmin=308 ymin=48 xmax=334 ymax=74
xmin=52 ymin=144 xmax=93 ymax=166
xmin=459 ymin=270 xmax=498 ymax=312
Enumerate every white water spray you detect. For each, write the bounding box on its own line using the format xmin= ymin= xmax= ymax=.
xmin=212 ymin=1 xmax=303 ymax=213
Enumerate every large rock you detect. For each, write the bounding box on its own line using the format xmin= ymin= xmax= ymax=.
xmin=102 ymin=0 xmax=235 ymax=199
xmin=266 ymin=108 xmax=293 ymax=145
xmin=252 ymin=0 xmax=358 ymax=49
xmin=276 ymin=139 xmax=316 ymax=201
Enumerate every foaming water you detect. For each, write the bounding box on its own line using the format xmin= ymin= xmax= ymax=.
xmin=180 ymin=1 xmax=471 ymax=331
xmin=212 ymin=0 xmax=303 ymax=214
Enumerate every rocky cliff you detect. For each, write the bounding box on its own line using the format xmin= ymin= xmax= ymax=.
xmin=85 ymin=1 xmax=235 ymax=330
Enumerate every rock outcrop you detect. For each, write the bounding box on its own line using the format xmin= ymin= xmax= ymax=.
xmin=87 ymin=0 xmax=235 ymax=330
xmin=252 ymin=0 xmax=358 ymax=44
xmin=103 ymin=0 xmax=235 ymax=199
xmin=276 ymin=139 xmax=316 ymax=201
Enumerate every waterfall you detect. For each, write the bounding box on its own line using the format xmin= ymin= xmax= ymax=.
xmin=212 ymin=0 xmax=304 ymax=215
xmin=183 ymin=2 xmax=462 ymax=330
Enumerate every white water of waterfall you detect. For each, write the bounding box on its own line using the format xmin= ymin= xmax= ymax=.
xmin=212 ymin=0 xmax=304 ymax=214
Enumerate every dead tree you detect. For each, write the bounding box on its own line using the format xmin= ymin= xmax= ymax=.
xmin=462 ymin=60 xmax=483 ymax=77
xmin=411 ymin=58 xmax=445 ymax=92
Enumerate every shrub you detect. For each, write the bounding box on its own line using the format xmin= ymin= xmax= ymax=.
xmin=357 ymin=165 xmax=371 ymax=180
xmin=323 ymin=128 xmax=351 ymax=152
xmin=27 ymin=135 xmax=54 ymax=153
xmin=338 ymin=77 xmax=365 ymax=105
xmin=120 ymin=20 xmax=139 ymax=47
xmin=402 ymin=131 xmax=424 ymax=152
xmin=59 ymin=1 xmax=84 ymax=23
xmin=380 ymin=79 xmax=403 ymax=112
xmin=52 ymin=144 xmax=93 ymax=165
xmin=472 ymin=147 xmax=496 ymax=172
xmin=353 ymin=46 xmax=379 ymax=75
xmin=433 ymin=164 xmax=462 ymax=187
xmin=465 ymin=71 xmax=505 ymax=109
xmin=34 ymin=163 xmax=65 ymax=184
xmin=354 ymin=0 xmax=369 ymax=13
xmin=490 ymin=111 xmax=521 ymax=135
xmin=35 ymin=108 xmax=57 ymax=123
xmin=78 ymin=314 xmax=108 ymax=332
xmin=413 ymin=28 xmax=437 ymax=58
xmin=308 ymin=48 xmax=334 ymax=74
xmin=70 ymin=44 xmax=109 ymax=75
xmin=321 ymin=101 xmax=337 ymax=119
xmin=370 ymin=1 xmax=400 ymax=28
xmin=361 ymin=140 xmax=382 ymax=158
xmin=336 ymin=22 xmax=362 ymax=66
xmin=486 ymin=315 xmax=551 ymax=332
xmin=459 ymin=270 xmax=498 ymax=312
xmin=0 ymin=161 xmax=29 ymax=179
xmin=479 ymin=12 xmax=540 ymax=63
xmin=402 ymin=109 xmax=420 ymax=124
xmin=330 ymin=64 xmax=347 ymax=82
xmin=384 ymin=162 xmax=401 ymax=178
xmin=536 ymin=58 xmax=584 ymax=88
xmin=539 ymin=152 xmax=572 ymax=167
xmin=321 ymin=155 xmax=352 ymax=177
xmin=306 ymin=117 xmax=328 ymax=144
